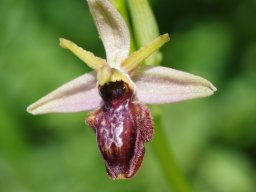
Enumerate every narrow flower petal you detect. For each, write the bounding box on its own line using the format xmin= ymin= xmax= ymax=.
xmin=132 ymin=66 xmax=217 ymax=104
xmin=87 ymin=0 xmax=130 ymax=68
xmin=27 ymin=72 xmax=102 ymax=115
xmin=121 ymin=34 xmax=170 ymax=73
xmin=59 ymin=38 xmax=107 ymax=71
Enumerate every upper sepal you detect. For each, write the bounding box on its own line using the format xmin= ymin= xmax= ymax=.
xmin=132 ymin=66 xmax=217 ymax=104
xmin=87 ymin=0 xmax=130 ymax=68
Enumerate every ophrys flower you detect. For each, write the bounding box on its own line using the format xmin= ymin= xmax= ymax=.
xmin=27 ymin=0 xmax=216 ymax=180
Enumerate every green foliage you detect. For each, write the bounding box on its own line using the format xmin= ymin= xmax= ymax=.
xmin=0 ymin=0 xmax=255 ymax=191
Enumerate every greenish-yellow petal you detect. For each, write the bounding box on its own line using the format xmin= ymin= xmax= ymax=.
xmin=121 ymin=34 xmax=170 ymax=73
xmin=59 ymin=38 xmax=107 ymax=71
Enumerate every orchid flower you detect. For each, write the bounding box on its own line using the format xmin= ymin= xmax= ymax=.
xmin=27 ymin=0 xmax=216 ymax=180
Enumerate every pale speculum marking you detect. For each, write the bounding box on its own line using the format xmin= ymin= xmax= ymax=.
xmin=99 ymin=100 xmax=129 ymax=148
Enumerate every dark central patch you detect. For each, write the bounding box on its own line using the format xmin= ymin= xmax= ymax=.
xmin=99 ymin=81 xmax=132 ymax=105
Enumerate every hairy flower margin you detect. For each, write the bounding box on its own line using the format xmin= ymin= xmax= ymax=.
xmin=27 ymin=0 xmax=216 ymax=180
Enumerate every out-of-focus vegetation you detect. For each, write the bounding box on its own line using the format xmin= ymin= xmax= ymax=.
xmin=0 ymin=0 xmax=256 ymax=191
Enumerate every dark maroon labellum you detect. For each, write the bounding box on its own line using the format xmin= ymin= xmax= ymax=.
xmin=87 ymin=81 xmax=153 ymax=180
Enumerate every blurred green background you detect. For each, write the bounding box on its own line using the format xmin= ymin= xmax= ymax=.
xmin=1 ymin=0 xmax=256 ymax=191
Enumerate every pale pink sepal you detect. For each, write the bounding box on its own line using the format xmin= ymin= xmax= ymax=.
xmin=27 ymin=72 xmax=102 ymax=115
xmin=87 ymin=0 xmax=130 ymax=68
xmin=133 ymin=66 xmax=217 ymax=104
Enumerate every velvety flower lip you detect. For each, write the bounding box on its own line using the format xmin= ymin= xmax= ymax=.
xmin=27 ymin=0 xmax=216 ymax=180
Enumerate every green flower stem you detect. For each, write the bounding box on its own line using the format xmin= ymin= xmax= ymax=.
xmin=127 ymin=0 xmax=162 ymax=65
xmin=126 ymin=0 xmax=192 ymax=191
xmin=111 ymin=0 xmax=192 ymax=190
xmin=151 ymin=106 xmax=192 ymax=192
